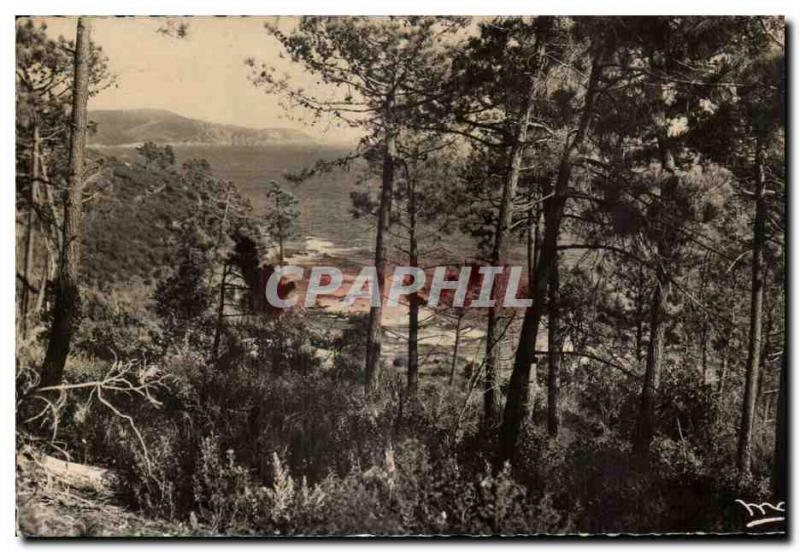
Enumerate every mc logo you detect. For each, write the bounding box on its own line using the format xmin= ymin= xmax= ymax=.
xmin=735 ymin=499 xmax=785 ymax=529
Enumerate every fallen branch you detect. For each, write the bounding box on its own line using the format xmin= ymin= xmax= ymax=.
xmin=22 ymin=360 xmax=166 ymax=477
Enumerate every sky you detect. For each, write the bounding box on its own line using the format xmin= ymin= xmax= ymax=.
xmin=29 ymin=16 xmax=360 ymax=142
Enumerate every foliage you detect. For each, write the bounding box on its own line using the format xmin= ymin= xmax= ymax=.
xmin=136 ymin=141 xmax=176 ymax=170
xmin=262 ymin=180 xmax=299 ymax=263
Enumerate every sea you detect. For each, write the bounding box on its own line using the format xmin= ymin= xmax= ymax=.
xmin=93 ymin=143 xmax=371 ymax=252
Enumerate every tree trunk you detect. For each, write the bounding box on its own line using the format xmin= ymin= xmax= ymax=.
xmin=365 ymin=115 xmax=396 ymax=396
xmin=211 ymin=262 xmax=229 ymax=362
xmin=634 ymin=267 xmax=646 ymax=366
xmin=533 ymin=205 xmax=541 ymax=278
xmin=631 ymin=131 xmax=680 ymax=457
xmin=34 ymin=249 xmax=50 ymax=320
xmin=499 ymin=48 xmax=604 ymax=465
xmin=632 ymin=273 xmax=670 ymax=455
xmin=21 ymin=121 xmax=40 ymax=339
xmin=407 ymin=288 xmax=419 ymax=397
xmin=698 ymin=254 xmax=711 ymax=384
xmin=483 ymin=311 xmax=503 ymax=427
xmin=483 ymin=78 xmax=538 ymax=429
xmin=449 ymin=310 xmax=464 ymax=386
xmin=756 ymin=292 xmax=774 ymax=426
xmin=527 ymin=200 xmax=534 ymax=285
xmin=772 ymin=354 xmax=786 ymax=500
xmin=546 ymin=258 xmax=561 ymax=437
xmin=718 ymin=275 xmax=738 ymax=397
xmin=737 ymin=138 xmax=767 ymax=475
xmin=40 ymin=17 xmax=91 ymax=388
xmin=718 ymin=356 xmax=728 ymax=395
xmin=527 ymin=189 xmax=540 ymax=284
xmin=700 ymin=322 xmax=709 ymax=384
xmin=407 ymin=175 xmax=419 ymax=398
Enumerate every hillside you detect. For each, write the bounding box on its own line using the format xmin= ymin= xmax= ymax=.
xmin=88 ymin=109 xmax=315 ymax=146
xmin=81 ymin=153 xmax=258 ymax=287
xmin=81 ymin=157 xmax=194 ymax=285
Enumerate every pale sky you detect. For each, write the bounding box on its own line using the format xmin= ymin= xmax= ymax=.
xmin=29 ymin=16 xmax=360 ymax=142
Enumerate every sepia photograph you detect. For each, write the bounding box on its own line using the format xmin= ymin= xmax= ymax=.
xmin=13 ymin=13 xmax=787 ymax=537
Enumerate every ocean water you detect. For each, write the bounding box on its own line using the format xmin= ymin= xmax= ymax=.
xmin=96 ymin=143 xmax=373 ymax=252
xmin=94 ymin=143 xmax=507 ymax=267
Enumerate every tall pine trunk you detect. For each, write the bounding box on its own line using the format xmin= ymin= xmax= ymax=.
xmin=527 ymin=190 xmax=540 ymax=283
xmin=634 ymin=266 xmax=646 ymax=365
xmin=737 ymin=138 xmax=767 ymax=474
xmin=499 ymin=49 xmax=604 ymax=464
xmin=483 ymin=76 xmax=539 ymax=428
xmin=717 ymin=274 xmax=738 ymax=397
xmin=365 ymin=114 xmax=396 ymax=396
xmin=632 ymin=273 xmax=670 ymax=454
xmin=407 ymin=175 xmax=419 ymax=398
xmin=756 ymin=292 xmax=774 ymax=426
xmin=631 ymin=133 xmax=679 ymax=456
xmin=40 ymin=17 xmax=91 ymax=388
xmin=772 ymin=353 xmax=786 ymax=500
